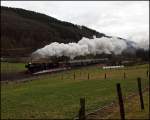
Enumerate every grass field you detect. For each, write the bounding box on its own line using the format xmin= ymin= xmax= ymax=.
xmin=1 ymin=63 xmax=149 ymax=119
xmin=105 ymin=90 xmax=149 ymax=119
xmin=1 ymin=62 xmax=26 ymax=73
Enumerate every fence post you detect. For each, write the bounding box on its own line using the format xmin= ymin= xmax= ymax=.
xmin=116 ymin=83 xmax=125 ymax=120
xmin=146 ymin=70 xmax=149 ymax=77
xmin=124 ymin=72 xmax=126 ymax=79
xmin=88 ymin=73 xmax=90 ymax=80
xmin=74 ymin=72 xmax=76 ymax=80
xmin=105 ymin=73 xmax=106 ymax=79
xmin=137 ymin=77 xmax=144 ymax=110
xmin=79 ymin=97 xmax=86 ymax=120
xmin=61 ymin=74 xmax=63 ymax=80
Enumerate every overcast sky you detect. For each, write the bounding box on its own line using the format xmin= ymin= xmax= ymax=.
xmin=1 ymin=1 xmax=149 ymax=43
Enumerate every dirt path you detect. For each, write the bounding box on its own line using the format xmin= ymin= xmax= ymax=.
xmin=86 ymin=87 xmax=149 ymax=119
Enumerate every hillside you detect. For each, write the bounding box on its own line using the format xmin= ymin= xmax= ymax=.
xmin=1 ymin=6 xmax=106 ymax=57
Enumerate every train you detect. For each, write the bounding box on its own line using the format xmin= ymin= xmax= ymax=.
xmin=25 ymin=58 xmax=108 ymax=74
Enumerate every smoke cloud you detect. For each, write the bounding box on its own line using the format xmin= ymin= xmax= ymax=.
xmin=31 ymin=36 xmax=148 ymax=60
xmin=133 ymin=38 xmax=149 ymax=50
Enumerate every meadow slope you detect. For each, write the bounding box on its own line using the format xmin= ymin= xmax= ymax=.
xmin=1 ymin=64 xmax=149 ymax=119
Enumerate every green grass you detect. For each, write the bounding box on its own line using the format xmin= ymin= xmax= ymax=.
xmin=1 ymin=64 xmax=149 ymax=119
xmin=1 ymin=62 xmax=26 ymax=73
xmin=125 ymin=91 xmax=149 ymax=119
xmin=105 ymin=91 xmax=149 ymax=119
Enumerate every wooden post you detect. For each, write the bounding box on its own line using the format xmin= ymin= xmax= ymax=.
xmin=79 ymin=97 xmax=86 ymax=120
xmin=61 ymin=74 xmax=63 ymax=80
xmin=146 ymin=70 xmax=149 ymax=77
xmin=116 ymin=83 xmax=125 ymax=120
xmin=137 ymin=77 xmax=144 ymax=110
xmin=105 ymin=73 xmax=106 ymax=79
xmin=74 ymin=72 xmax=75 ymax=80
xmin=123 ymin=72 xmax=126 ymax=79
xmin=88 ymin=73 xmax=89 ymax=80
xmin=7 ymin=62 xmax=9 ymax=81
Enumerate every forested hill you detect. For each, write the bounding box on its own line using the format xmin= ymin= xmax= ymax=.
xmin=1 ymin=6 xmax=106 ymax=57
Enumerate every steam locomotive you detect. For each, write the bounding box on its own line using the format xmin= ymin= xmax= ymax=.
xmin=25 ymin=58 xmax=108 ymax=74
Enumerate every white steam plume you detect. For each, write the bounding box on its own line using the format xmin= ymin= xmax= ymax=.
xmin=135 ymin=39 xmax=149 ymax=50
xmin=31 ymin=36 xmax=145 ymax=60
